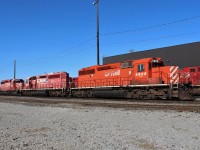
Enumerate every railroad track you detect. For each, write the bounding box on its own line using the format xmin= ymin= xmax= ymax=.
xmin=0 ymin=96 xmax=200 ymax=112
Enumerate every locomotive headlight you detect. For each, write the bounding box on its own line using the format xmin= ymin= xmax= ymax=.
xmin=152 ymin=60 xmax=158 ymax=63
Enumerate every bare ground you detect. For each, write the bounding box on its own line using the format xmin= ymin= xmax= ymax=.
xmin=0 ymin=101 xmax=200 ymax=150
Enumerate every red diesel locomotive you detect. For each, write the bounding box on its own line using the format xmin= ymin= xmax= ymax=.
xmin=0 ymin=57 xmax=200 ymax=100
xmin=22 ymin=72 xmax=70 ymax=96
xmin=0 ymin=72 xmax=70 ymax=96
xmin=179 ymin=66 xmax=200 ymax=97
xmin=0 ymin=79 xmax=24 ymax=95
xmin=71 ymin=57 xmax=183 ymax=99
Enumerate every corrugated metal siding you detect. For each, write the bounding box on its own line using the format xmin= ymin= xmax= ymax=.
xmin=103 ymin=42 xmax=200 ymax=68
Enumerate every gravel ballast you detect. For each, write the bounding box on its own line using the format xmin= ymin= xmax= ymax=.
xmin=0 ymin=102 xmax=200 ymax=150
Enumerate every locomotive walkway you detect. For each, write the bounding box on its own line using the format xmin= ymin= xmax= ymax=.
xmin=0 ymin=96 xmax=200 ymax=113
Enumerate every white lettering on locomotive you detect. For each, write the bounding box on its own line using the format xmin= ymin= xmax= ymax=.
xmin=105 ymin=72 xmax=110 ymax=77
xmin=135 ymin=72 xmax=147 ymax=77
xmin=37 ymin=78 xmax=48 ymax=83
xmin=105 ymin=70 xmax=120 ymax=77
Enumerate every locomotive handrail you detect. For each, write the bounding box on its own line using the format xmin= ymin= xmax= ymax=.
xmin=77 ymin=69 xmax=174 ymax=88
xmin=29 ymin=82 xmax=67 ymax=90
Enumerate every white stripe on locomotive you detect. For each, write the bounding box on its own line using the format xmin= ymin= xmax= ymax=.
xmin=170 ymin=66 xmax=179 ymax=83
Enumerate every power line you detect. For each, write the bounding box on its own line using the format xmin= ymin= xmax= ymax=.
xmin=103 ymin=30 xmax=200 ymax=45
xmin=17 ymin=44 xmax=96 ymax=66
xmin=2 ymin=16 xmax=200 ymax=69
xmin=0 ymin=38 xmax=96 ymax=73
xmin=17 ymin=37 xmax=95 ymax=63
xmin=101 ymin=15 xmax=200 ymax=36
xmin=6 ymin=15 xmax=200 ymax=64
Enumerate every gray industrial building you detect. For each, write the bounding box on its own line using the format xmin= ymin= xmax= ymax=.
xmin=103 ymin=42 xmax=200 ymax=68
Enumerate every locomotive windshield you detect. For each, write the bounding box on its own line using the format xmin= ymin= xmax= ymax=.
xmin=152 ymin=60 xmax=164 ymax=68
xmin=190 ymin=68 xmax=196 ymax=72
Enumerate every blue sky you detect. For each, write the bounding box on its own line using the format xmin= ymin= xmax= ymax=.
xmin=0 ymin=0 xmax=200 ymax=79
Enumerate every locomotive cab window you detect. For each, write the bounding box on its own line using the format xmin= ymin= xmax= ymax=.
xmin=190 ymin=68 xmax=196 ymax=72
xmin=15 ymin=80 xmax=18 ymax=83
xmin=137 ymin=64 xmax=145 ymax=72
xmin=120 ymin=61 xmax=133 ymax=69
xmin=152 ymin=60 xmax=164 ymax=68
xmin=30 ymin=76 xmax=36 ymax=80
xmin=198 ymin=68 xmax=200 ymax=72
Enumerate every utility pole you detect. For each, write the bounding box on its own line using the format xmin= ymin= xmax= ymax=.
xmin=93 ymin=0 xmax=100 ymax=65
xmin=14 ymin=60 xmax=16 ymax=79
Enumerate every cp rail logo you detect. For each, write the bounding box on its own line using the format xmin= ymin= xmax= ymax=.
xmin=105 ymin=70 xmax=120 ymax=77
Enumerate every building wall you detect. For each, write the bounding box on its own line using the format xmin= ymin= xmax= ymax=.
xmin=103 ymin=42 xmax=200 ymax=68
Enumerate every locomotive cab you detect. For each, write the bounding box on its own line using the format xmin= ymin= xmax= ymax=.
xmin=133 ymin=58 xmax=168 ymax=85
xmin=179 ymin=66 xmax=200 ymax=98
xmin=0 ymin=79 xmax=24 ymax=91
xmin=25 ymin=76 xmax=37 ymax=89
xmin=151 ymin=58 xmax=164 ymax=68
xmin=182 ymin=66 xmax=200 ymax=86
xmin=11 ymin=79 xmax=24 ymax=91
xmin=0 ymin=79 xmax=12 ymax=91
xmin=0 ymin=79 xmax=24 ymax=95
